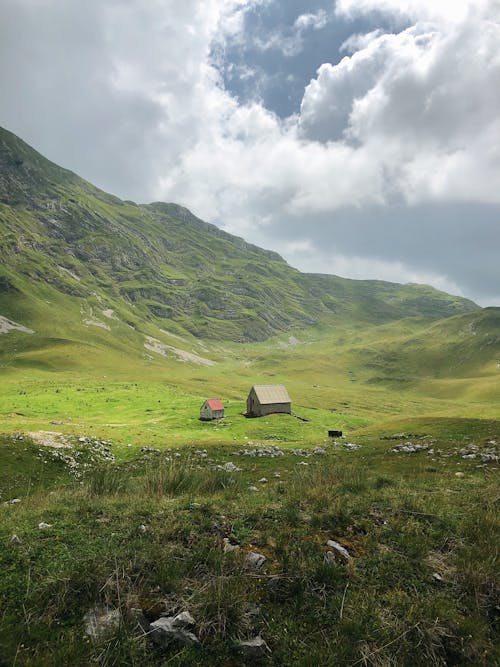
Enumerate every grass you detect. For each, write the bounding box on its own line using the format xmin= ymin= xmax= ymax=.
xmin=1 ymin=124 xmax=499 ymax=664
xmin=0 ymin=420 xmax=498 ymax=666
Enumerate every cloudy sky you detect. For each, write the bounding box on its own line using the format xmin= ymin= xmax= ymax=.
xmin=1 ymin=0 xmax=499 ymax=305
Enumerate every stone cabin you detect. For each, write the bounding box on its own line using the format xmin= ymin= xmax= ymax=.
xmin=246 ymin=384 xmax=291 ymax=417
xmin=200 ymin=398 xmax=225 ymax=421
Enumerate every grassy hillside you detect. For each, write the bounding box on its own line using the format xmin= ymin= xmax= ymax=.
xmin=0 ymin=128 xmax=499 ymax=667
xmin=0 ymin=418 xmax=498 ymax=666
xmin=0 ymin=125 xmax=478 ymax=353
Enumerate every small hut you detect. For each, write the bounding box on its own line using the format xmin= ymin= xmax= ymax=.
xmin=246 ymin=384 xmax=291 ymax=417
xmin=200 ymin=398 xmax=225 ymax=421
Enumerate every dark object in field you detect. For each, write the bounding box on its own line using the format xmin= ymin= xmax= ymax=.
xmin=246 ymin=384 xmax=291 ymax=417
xmin=328 ymin=430 xmax=343 ymax=437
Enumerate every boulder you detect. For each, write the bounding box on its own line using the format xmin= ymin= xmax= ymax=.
xmin=237 ymin=636 xmax=270 ymax=658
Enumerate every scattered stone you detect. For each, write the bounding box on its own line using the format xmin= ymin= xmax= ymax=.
xmin=84 ymin=607 xmax=121 ymax=641
xmin=259 ymin=477 xmax=268 ymax=484
xmin=432 ymin=573 xmax=445 ymax=584
xmin=9 ymin=535 xmax=22 ymax=545
xmin=237 ymin=636 xmax=270 ymax=658
xmin=481 ymin=453 xmax=499 ymax=463
xmin=391 ymin=442 xmax=428 ymax=453
xmin=10 ymin=498 xmax=21 ymax=505
xmin=190 ymin=502 xmax=202 ymax=509
xmin=326 ymin=540 xmax=351 ymax=560
xmin=138 ymin=524 xmax=148 ymax=534
xmin=150 ymin=613 xmax=199 ymax=647
xmin=38 ymin=522 xmax=52 ymax=529
xmin=455 ymin=472 xmax=465 ymax=478
xmin=344 ymin=442 xmax=362 ymax=451
xmin=313 ymin=447 xmax=327 ymax=455
xmin=50 ymin=420 xmax=63 ymax=425
xmin=78 ymin=437 xmax=86 ymax=443
xmin=223 ymin=537 xmax=240 ymax=553
xmin=141 ymin=446 xmax=160 ymax=454
xmin=297 ymin=461 xmax=308 ymax=466
xmin=171 ymin=611 xmax=196 ymax=628
xmin=218 ymin=461 xmax=241 ymax=472
xmin=245 ymin=551 xmax=266 ymax=569
xmin=248 ymin=486 xmax=258 ymax=492
xmin=273 ymin=472 xmax=281 ymax=478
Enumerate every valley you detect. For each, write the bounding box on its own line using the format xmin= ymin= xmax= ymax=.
xmin=0 ymin=126 xmax=499 ymax=666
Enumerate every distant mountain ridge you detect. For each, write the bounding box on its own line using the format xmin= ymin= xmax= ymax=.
xmin=0 ymin=125 xmax=479 ymax=349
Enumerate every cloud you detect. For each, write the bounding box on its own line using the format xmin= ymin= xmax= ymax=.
xmin=0 ymin=0 xmax=499 ymax=305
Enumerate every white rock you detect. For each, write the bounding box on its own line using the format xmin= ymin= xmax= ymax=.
xmin=172 ymin=611 xmax=196 ymax=628
xmin=313 ymin=447 xmax=327 ymax=455
xmin=223 ymin=538 xmax=240 ymax=553
xmin=326 ymin=540 xmax=351 ymax=560
xmin=138 ymin=524 xmax=148 ymax=533
xmin=219 ymin=462 xmax=241 ymax=472
xmin=259 ymin=477 xmax=268 ymax=484
xmin=10 ymin=498 xmax=21 ymax=504
xmin=9 ymin=535 xmax=22 ymax=545
xmin=38 ymin=522 xmax=52 ymax=529
xmin=245 ymin=551 xmax=266 ymax=569
xmin=237 ymin=636 xmax=270 ymax=657
xmin=248 ymin=486 xmax=258 ymax=492
xmin=150 ymin=616 xmax=199 ymax=646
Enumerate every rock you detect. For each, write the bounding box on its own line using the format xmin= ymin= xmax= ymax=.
xmin=223 ymin=537 xmax=240 ymax=553
xmin=150 ymin=614 xmax=199 ymax=647
xmin=344 ymin=443 xmax=362 ymax=451
xmin=273 ymin=472 xmax=281 ymax=477
xmin=10 ymin=498 xmax=21 ymax=504
xmin=171 ymin=611 xmax=195 ymax=628
xmin=245 ymin=551 xmax=266 ymax=569
xmin=141 ymin=446 xmax=160 ymax=454
xmin=297 ymin=461 xmax=308 ymax=466
xmin=84 ymin=607 xmax=121 ymax=640
xmin=218 ymin=461 xmax=241 ymax=472
xmin=326 ymin=540 xmax=351 ymax=560
xmin=50 ymin=420 xmax=63 ymax=425
xmin=78 ymin=437 xmax=86 ymax=443
xmin=259 ymin=477 xmax=268 ymax=484
xmin=138 ymin=524 xmax=148 ymax=534
xmin=9 ymin=534 xmax=22 ymax=545
xmin=324 ymin=551 xmax=337 ymax=565
xmin=237 ymin=636 xmax=270 ymax=658
xmin=455 ymin=472 xmax=465 ymax=478
xmin=38 ymin=522 xmax=52 ymax=529
xmin=481 ymin=453 xmax=499 ymax=463
xmin=248 ymin=486 xmax=258 ymax=492
xmin=313 ymin=447 xmax=327 ymax=455
xmin=432 ymin=572 xmax=445 ymax=584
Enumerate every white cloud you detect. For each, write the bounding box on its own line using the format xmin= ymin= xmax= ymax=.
xmin=0 ymin=0 xmax=499 ymax=304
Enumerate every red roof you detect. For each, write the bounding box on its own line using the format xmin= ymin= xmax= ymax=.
xmin=206 ymin=399 xmax=224 ymax=411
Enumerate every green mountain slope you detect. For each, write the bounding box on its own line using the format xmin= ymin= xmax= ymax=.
xmin=0 ymin=125 xmax=478 ymax=356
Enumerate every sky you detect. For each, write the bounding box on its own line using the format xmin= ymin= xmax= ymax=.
xmin=1 ymin=0 xmax=499 ymax=306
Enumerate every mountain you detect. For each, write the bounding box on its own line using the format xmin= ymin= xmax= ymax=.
xmin=0 ymin=125 xmax=480 ymax=360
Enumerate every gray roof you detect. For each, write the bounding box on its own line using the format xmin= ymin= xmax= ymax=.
xmin=251 ymin=384 xmax=291 ymax=404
